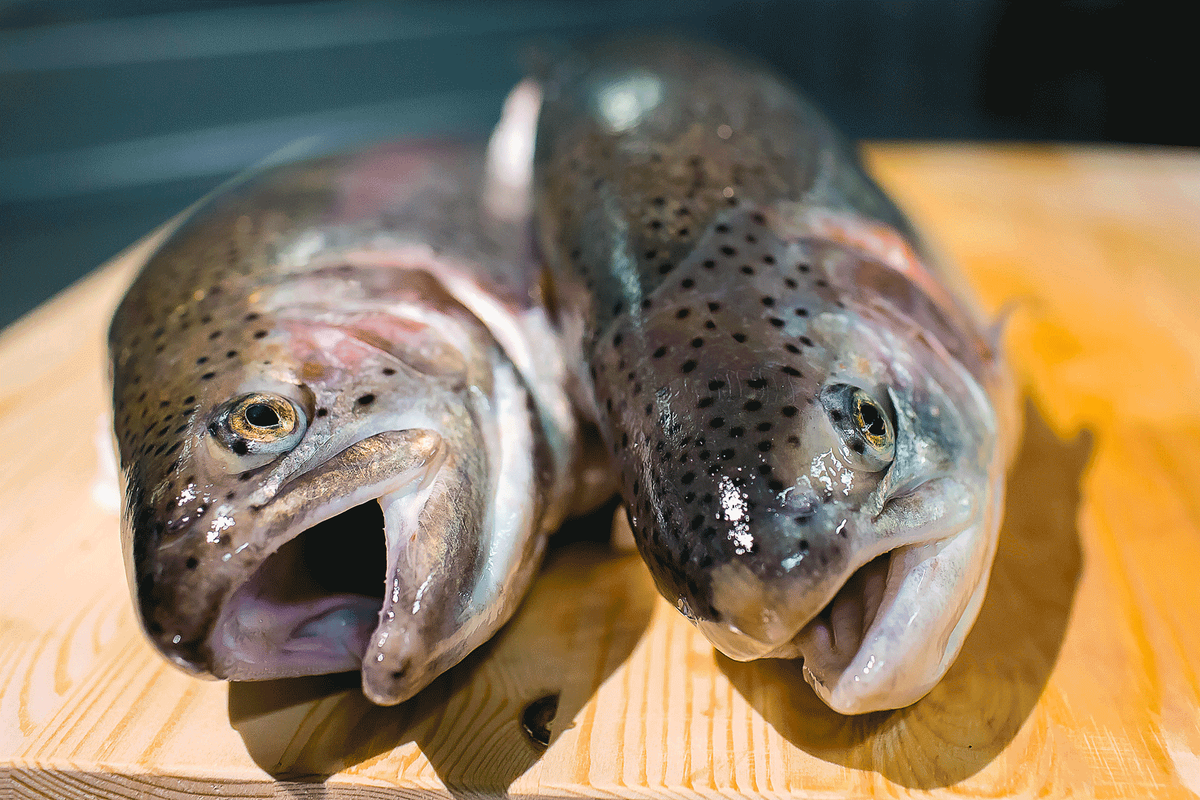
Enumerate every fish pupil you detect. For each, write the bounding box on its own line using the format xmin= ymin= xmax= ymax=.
xmin=245 ymin=403 xmax=280 ymax=428
xmin=858 ymin=401 xmax=885 ymax=437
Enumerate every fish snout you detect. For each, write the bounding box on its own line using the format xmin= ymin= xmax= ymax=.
xmin=689 ymin=500 xmax=868 ymax=659
xmin=129 ymin=515 xmax=233 ymax=677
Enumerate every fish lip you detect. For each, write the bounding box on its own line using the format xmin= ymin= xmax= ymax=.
xmin=702 ymin=476 xmax=971 ymax=663
xmin=205 ymin=430 xmax=445 ymax=681
xmin=792 ymin=515 xmax=989 ymax=714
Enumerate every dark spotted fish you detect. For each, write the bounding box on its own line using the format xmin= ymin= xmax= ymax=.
xmin=109 ymin=120 xmax=603 ymax=704
xmin=532 ymin=39 xmax=1018 ymax=713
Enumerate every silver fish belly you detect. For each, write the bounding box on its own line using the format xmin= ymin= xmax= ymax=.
xmin=109 ymin=135 xmax=593 ymax=705
xmin=532 ymin=39 xmax=1018 ymax=713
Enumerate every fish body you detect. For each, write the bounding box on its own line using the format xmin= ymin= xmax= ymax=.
xmin=109 ymin=132 xmax=597 ymax=704
xmin=533 ymin=39 xmax=1017 ymax=713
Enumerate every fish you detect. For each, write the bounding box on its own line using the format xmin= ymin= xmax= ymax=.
xmin=531 ymin=39 xmax=1018 ymax=713
xmin=108 ymin=110 xmax=607 ymax=705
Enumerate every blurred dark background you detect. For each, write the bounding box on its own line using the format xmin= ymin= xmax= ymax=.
xmin=0 ymin=0 xmax=1192 ymax=328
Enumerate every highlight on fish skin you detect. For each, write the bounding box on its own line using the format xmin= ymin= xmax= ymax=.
xmin=532 ymin=38 xmax=1019 ymax=714
xmin=108 ymin=133 xmax=600 ymax=705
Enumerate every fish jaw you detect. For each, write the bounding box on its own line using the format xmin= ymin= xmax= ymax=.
xmin=206 ymin=429 xmax=443 ymax=680
xmin=794 ymin=512 xmax=997 ymax=714
xmin=358 ymin=357 xmax=546 ymax=705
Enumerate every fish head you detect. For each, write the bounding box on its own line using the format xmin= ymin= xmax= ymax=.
xmin=600 ymin=207 xmax=1009 ymax=712
xmin=112 ymin=246 xmax=540 ymax=704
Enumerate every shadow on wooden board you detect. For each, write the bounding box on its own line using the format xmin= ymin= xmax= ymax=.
xmin=227 ymin=532 xmax=656 ymax=795
xmin=720 ymin=402 xmax=1090 ymax=789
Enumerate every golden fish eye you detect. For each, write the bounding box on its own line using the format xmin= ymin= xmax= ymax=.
xmin=208 ymin=392 xmax=307 ymax=466
xmin=852 ymin=391 xmax=891 ymax=450
xmin=228 ymin=394 xmax=297 ymax=443
xmin=820 ymin=383 xmax=896 ymax=471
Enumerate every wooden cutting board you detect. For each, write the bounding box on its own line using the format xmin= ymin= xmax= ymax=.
xmin=2 ymin=144 xmax=1199 ymax=799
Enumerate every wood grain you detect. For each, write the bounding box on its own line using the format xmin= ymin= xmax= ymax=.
xmin=3 ymin=145 xmax=1200 ymax=799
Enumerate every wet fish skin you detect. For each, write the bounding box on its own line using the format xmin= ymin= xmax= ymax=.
xmin=533 ymin=39 xmax=1017 ymax=713
xmin=109 ymin=138 xmax=591 ymax=705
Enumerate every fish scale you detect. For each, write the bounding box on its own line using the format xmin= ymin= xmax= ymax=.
xmin=533 ymin=38 xmax=1016 ymax=713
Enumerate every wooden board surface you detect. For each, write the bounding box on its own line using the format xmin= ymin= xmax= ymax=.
xmin=3 ymin=145 xmax=1200 ymax=799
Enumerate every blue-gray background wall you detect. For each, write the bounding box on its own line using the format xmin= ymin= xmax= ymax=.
xmin=0 ymin=0 xmax=1191 ymax=328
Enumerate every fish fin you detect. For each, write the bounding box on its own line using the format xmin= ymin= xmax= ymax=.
xmin=484 ymin=79 xmax=542 ymax=222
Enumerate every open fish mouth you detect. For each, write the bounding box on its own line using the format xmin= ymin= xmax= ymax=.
xmin=696 ymin=475 xmax=988 ymax=714
xmin=208 ymin=431 xmax=444 ymax=681
xmin=793 ymin=521 xmax=989 ymax=714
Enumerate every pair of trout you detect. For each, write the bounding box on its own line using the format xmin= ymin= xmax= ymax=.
xmin=109 ymin=40 xmax=1015 ymax=715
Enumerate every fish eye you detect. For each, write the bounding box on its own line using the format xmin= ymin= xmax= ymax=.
xmin=821 ymin=384 xmax=895 ymax=471
xmin=207 ymin=392 xmax=307 ymax=468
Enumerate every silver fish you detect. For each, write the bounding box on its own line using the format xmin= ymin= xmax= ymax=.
xmin=532 ymin=39 xmax=1018 ymax=713
xmin=108 ymin=116 xmax=602 ymax=704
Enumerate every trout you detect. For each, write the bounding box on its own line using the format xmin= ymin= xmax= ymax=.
xmin=532 ymin=39 xmax=1017 ymax=713
xmin=108 ymin=115 xmax=601 ymax=704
